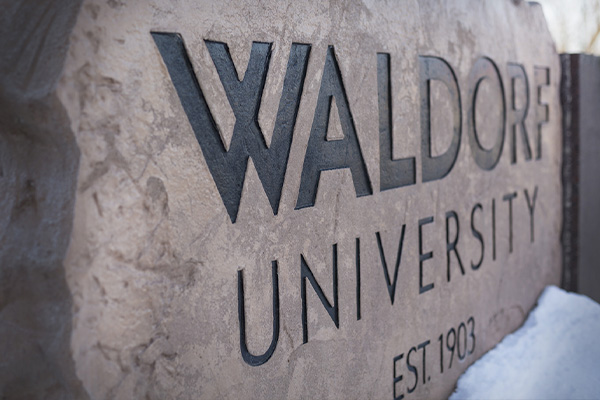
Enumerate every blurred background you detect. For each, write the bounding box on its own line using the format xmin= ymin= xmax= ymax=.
xmin=537 ymin=0 xmax=600 ymax=54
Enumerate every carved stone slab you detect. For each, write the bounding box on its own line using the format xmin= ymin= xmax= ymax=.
xmin=1 ymin=0 xmax=562 ymax=399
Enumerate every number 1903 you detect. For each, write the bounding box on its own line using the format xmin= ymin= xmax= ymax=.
xmin=438 ymin=317 xmax=475 ymax=373
xmin=392 ymin=317 xmax=476 ymax=399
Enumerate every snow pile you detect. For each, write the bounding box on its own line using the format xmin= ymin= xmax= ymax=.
xmin=451 ymin=286 xmax=600 ymax=400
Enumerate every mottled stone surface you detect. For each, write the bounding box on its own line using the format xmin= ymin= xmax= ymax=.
xmin=2 ymin=0 xmax=561 ymax=399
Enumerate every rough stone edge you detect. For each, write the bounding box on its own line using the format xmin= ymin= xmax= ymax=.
xmin=0 ymin=1 xmax=88 ymax=399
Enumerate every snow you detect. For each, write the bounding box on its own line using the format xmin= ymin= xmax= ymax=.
xmin=451 ymin=286 xmax=600 ymax=400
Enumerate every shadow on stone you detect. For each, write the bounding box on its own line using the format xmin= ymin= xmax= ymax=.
xmin=0 ymin=1 xmax=87 ymax=399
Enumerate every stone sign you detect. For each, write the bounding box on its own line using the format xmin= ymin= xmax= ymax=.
xmin=1 ymin=0 xmax=562 ymax=399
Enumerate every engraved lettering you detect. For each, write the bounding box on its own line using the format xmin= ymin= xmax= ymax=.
xmin=301 ymin=244 xmax=340 ymax=344
xmin=419 ymin=56 xmax=462 ymax=182
xmin=376 ymin=226 xmax=407 ymax=305
xmin=296 ymin=46 xmax=372 ymax=209
xmin=534 ymin=66 xmax=550 ymax=159
xmin=507 ymin=63 xmax=532 ymax=163
xmin=152 ymin=33 xmax=310 ymax=222
xmin=378 ymin=53 xmax=416 ymax=190
xmin=467 ymin=57 xmax=506 ymax=170
xmin=237 ymin=262 xmax=280 ymax=366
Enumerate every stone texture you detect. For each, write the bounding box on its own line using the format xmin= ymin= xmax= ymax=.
xmin=2 ymin=0 xmax=561 ymax=399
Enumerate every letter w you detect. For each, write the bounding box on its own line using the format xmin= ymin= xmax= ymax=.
xmin=152 ymin=33 xmax=310 ymax=223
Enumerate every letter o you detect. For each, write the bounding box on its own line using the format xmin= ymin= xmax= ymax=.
xmin=467 ymin=57 xmax=506 ymax=170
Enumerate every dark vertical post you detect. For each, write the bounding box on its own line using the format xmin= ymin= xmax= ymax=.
xmin=561 ymin=54 xmax=600 ymax=302
xmin=560 ymin=54 xmax=579 ymax=293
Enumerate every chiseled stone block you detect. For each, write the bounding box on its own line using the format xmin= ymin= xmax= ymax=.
xmin=0 ymin=0 xmax=561 ymax=398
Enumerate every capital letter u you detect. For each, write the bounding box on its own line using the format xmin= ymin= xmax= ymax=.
xmin=237 ymin=261 xmax=280 ymax=366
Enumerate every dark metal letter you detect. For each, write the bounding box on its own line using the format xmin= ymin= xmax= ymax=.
xmin=378 ymin=53 xmax=415 ymax=190
xmin=419 ymin=56 xmax=462 ymax=182
xmin=503 ymin=192 xmax=518 ymax=253
xmin=470 ymin=203 xmax=484 ymax=270
xmin=418 ymin=216 xmax=435 ymax=294
xmin=524 ymin=186 xmax=538 ymax=242
xmin=237 ymin=262 xmax=280 ymax=366
xmin=376 ymin=226 xmax=407 ymax=305
xmin=534 ymin=66 xmax=550 ymax=159
xmin=467 ymin=57 xmax=506 ymax=170
xmin=301 ymin=244 xmax=339 ymax=344
xmin=152 ymin=33 xmax=310 ymax=222
xmin=296 ymin=46 xmax=372 ymax=209
xmin=507 ymin=63 xmax=532 ymax=164
xmin=445 ymin=211 xmax=465 ymax=281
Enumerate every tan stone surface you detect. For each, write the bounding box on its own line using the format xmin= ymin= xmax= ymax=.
xmin=3 ymin=0 xmax=561 ymax=399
